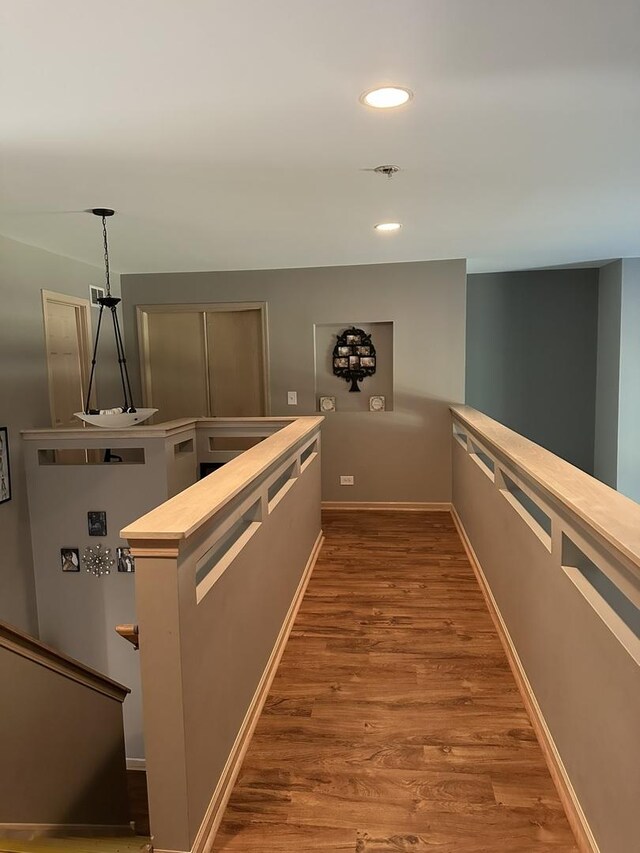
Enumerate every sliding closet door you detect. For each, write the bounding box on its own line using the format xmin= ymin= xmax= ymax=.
xmin=144 ymin=312 xmax=209 ymax=420
xmin=206 ymin=310 xmax=266 ymax=416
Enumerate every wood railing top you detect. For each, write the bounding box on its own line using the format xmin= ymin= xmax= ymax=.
xmin=451 ymin=405 xmax=640 ymax=574
xmin=121 ymin=416 xmax=323 ymax=542
xmin=0 ymin=619 xmax=130 ymax=702
xmin=21 ymin=416 xmax=297 ymax=442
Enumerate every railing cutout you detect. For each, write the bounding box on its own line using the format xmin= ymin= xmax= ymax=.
xmin=562 ymin=535 xmax=640 ymax=661
xmin=174 ymin=438 xmax=194 ymax=456
xmin=268 ymin=462 xmax=298 ymax=513
xmin=195 ymin=499 xmax=262 ymax=603
xmin=468 ymin=439 xmax=495 ymax=481
xmin=452 ymin=422 xmax=468 ymax=449
xmin=498 ymin=469 xmax=552 ymax=550
xmin=38 ymin=448 xmax=146 ymax=465
xmin=300 ymin=439 xmax=318 ymax=472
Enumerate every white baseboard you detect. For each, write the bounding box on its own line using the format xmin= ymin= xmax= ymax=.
xmin=184 ymin=529 xmax=325 ymax=853
xmin=450 ymin=505 xmax=598 ymax=853
xmin=126 ymin=758 xmax=147 ymax=771
xmin=322 ymin=501 xmax=452 ymax=511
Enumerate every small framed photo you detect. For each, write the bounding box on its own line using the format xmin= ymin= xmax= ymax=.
xmin=88 ymin=510 xmax=107 ymax=536
xmin=117 ymin=547 xmax=135 ymax=573
xmin=357 ymin=345 xmax=370 ymax=356
xmin=349 ymin=355 xmax=360 ymax=368
xmin=0 ymin=427 xmax=11 ymax=505
xmin=337 ymin=346 xmax=351 ymax=357
xmin=334 ymin=357 xmax=348 ymax=369
xmin=61 ymin=547 xmax=80 ymax=572
xmin=346 ymin=334 xmax=361 ymax=345
xmin=89 ymin=285 xmax=105 ymax=306
xmin=361 ymin=356 xmax=376 ymax=368
xmin=319 ymin=396 xmax=336 ymax=413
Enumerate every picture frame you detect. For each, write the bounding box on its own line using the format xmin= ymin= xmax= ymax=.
xmin=0 ymin=427 xmax=11 ymax=505
xmin=60 ymin=547 xmax=80 ymax=572
xmin=361 ymin=356 xmax=375 ymax=368
xmin=89 ymin=285 xmax=105 ymax=307
xmin=88 ymin=510 xmax=107 ymax=536
xmin=117 ymin=547 xmax=135 ymax=573
xmin=334 ymin=357 xmax=349 ymax=369
xmin=337 ymin=346 xmax=350 ymax=357
xmin=319 ymin=396 xmax=336 ymax=413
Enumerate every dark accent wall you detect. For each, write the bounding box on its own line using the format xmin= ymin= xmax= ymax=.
xmin=466 ymin=269 xmax=599 ymax=474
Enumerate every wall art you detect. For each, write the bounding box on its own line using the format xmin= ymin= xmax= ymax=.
xmin=117 ymin=547 xmax=135 ymax=573
xmin=88 ymin=510 xmax=107 ymax=536
xmin=369 ymin=395 xmax=386 ymax=412
xmin=83 ymin=543 xmax=114 ymax=577
xmin=0 ymin=427 xmax=11 ymax=504
xmin=319 ymin=396 xmax=336 ymax=413
xmin=332 ymin=327 xmax=376 ymax=392
xmin=60 ymin=547 xmax=80 ymax=572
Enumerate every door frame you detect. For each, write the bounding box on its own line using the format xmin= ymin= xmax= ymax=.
xmin=41 ymin=289 xmax=94 ymax=428
xmin=136 ymin=301 xmax=271 ymax=416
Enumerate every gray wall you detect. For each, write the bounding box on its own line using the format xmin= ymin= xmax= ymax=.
xmin=617 ymin=259 xmax=640 ymax=503
xmin=0 ymin=235 xmax=120 ymax=634
xmin=122 ymin=260 xmax=467 ymax=503
xmin=594 ymin=261 xmax=622 ymax=487
xmin=466 ymin=269 xmax=599 ymax=473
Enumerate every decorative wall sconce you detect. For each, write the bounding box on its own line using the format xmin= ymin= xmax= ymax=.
xmin=332 ymin=327 xmax=377 ymax=392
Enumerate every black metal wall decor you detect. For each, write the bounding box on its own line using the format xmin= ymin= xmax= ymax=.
xmin=332 ymin=327 xmax=377 ymax=392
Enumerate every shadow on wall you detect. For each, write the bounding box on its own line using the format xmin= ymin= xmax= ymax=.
xmin=465 ymin=269 xmax=599 ymax=475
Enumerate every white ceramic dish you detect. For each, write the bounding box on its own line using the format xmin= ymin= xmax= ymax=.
xmin=74 ymin=408 xmax=158 ymax=428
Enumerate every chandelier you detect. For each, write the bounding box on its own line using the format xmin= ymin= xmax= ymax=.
xmin=75 ymin=209 xmax=156 ymax=428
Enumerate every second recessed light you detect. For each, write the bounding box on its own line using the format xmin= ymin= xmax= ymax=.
xmin=374 ymin=222 xmax=402 ymax=232
xmin=361 ymin=86 xmax=413 ymax=109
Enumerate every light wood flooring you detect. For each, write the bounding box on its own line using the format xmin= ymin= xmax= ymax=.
xmin=213 ymin=510 xmax=578 ymax=852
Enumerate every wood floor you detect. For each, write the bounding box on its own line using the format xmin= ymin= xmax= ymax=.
xmin=213 ymin=510 xmax=577 ymax=852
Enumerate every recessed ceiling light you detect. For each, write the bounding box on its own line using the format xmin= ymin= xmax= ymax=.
xmin=361 ymin=86 xmax=413 ymax=109
xmin=374 ymin=222 xmax=402 ymax=232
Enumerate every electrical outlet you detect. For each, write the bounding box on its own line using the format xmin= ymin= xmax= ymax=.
xmin=340 ymin=475 xmax=355 ymax=486
xmin=287 ymin=391 xmax=298 ymax=405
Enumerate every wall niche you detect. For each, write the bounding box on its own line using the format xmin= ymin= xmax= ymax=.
xmin=314 ymin=321 xmax=394 ymax=412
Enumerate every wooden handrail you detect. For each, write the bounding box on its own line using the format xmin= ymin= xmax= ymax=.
xmin=122 ymin=416 xmax=323 ymax=541
xmin=115 ymin=623 xmax=139 ymax=650
xmin=0 ymin=619 xmax=130 ymax=702
xmin=451 ymin=405 xmax=640 ymax=577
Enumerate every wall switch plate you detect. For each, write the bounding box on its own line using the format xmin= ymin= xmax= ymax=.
xmin=287 ymin=391 xmax=298 ymax=405
xmin=340 ymin=475 xmax=355 ymax=486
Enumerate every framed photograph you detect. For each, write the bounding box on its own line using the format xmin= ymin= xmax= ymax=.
xmin=117 ymin=547 xmax=135 ymax=573
xmin=0 ymin=427 xmax=11 ymax=505
xmin=89 ymin=285 xmax=105 ymax=306
xmin=337 ymin=346 xmax=351 ymax=357
xmin=334 ymin=357 xmax=348 ymax=369
xmin=357 ymin=345 xmax=370 ymax=356
xmin=349 ymin=355 xmax=360 ymax=368
xmin=88 ymin=510 xmax=107 ymax=536
xmin=361 ymin=356 xmax=376 ymax=368
xmin=346 ymin=334 xmax=361 ymax=345
xmin=61 ymin=547 xmax=80 ymax=572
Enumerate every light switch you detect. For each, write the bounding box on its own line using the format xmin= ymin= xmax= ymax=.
xmin=287 ymin=391 xmax=298 ymax=405
xmin=340 ymin=475 xmax=355 ymax=486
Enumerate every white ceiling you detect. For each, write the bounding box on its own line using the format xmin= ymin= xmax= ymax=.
xmin=2 ymin=0 xmax=640 ymax=275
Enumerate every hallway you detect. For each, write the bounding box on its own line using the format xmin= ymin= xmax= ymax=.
xmin=213 ymin=510 xmax=577 ymax=852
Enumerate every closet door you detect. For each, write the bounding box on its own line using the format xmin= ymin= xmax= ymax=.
xmin=206 ymin=310 xmax=266 ymax=416
xmin=144 ymin=312 xmax=209 ymax=420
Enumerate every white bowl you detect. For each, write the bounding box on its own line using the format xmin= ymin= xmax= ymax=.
xmin=74 ymin=408 xmax=158 ymax=428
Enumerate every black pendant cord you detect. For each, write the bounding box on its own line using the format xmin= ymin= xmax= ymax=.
xmin=84 ymin=304 xmax=105 ymax=414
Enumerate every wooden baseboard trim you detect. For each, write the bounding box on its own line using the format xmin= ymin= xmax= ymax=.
xmin=450 ymin=506 xmax=599 ymax=853
xmin=188 ymin=529 xmax=325 ymax=853
xmin=126 ymin=758 xmax=147 ymax=771
xmin=321 ymin=501 xmax=452 ymax=512
xmin=0 ymin=823 xmax=134 ymax=840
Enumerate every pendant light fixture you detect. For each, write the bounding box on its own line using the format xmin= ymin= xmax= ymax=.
xmin=74 ymin=209 xmax=157 ymax=428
